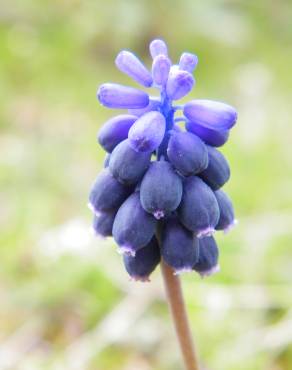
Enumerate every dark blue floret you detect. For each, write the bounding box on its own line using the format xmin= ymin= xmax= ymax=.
xmin=214 ymin=190 xmax=237 ymax=232
xmin=91 ymin=39 xmax=237 ymax=279
xmin=109 ymin=139 xmax=151 ymax=185
xmin=192 ymin=236 xmax=219 ymax=277
xmin=140 ymin=160 xmax=183 ymax=219
xmin=161 ymin=217 xmax=199 ymax=274
xmin=178 ymin=176 xmax=219 ymax=237
xmin=98 ymin=114 xmax=137 ymax=153
xmin=123 ymin=237 xmax=160 ymax=281
xmin=199 ymin=146 xmax=230 ymax=190
xmin=167 ymin=131 xmax=208 ymax=176
xmin=112 ymin=192 xmax=157 ymax=256
xmin=92 ymin=209 xmax=117 ymax=238
xmin=88 ymin=169 xmax=131 ymax=212
xmin=185 ymin=120 xmax=229 ymax=147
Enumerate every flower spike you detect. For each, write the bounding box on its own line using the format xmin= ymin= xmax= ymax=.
xmin=91 ymin=39 xmax=238 ymax=280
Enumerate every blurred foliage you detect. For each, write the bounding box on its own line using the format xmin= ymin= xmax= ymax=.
xmin=0 ymin=0 xmax=292 ymax=369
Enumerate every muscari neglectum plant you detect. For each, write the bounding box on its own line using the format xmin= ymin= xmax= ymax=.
xmin=89 ymin=39 xmax=237 ymax=370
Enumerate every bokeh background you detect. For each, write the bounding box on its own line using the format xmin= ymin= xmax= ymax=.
xmin=1 ymin=1 xmax=292 ymax=369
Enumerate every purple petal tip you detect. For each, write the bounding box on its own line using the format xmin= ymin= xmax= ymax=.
xmin=153 ymin=210 xmax=165 ymax=219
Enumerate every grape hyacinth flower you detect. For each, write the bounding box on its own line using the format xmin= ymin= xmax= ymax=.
xmin=89 ymin=39 xmax=237 ymax=281
xmin=89 ymin=39 xmax=238 ymax=370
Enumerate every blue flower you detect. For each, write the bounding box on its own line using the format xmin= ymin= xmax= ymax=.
xmin=89 ymin=39 xmax=237 ymax=280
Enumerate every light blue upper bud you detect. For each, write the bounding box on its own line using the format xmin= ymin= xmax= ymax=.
xmin=97 ymin=83 xmax=149 ymax=109
xmin=149 ymin=39 xmax=168 ymax=58
xmin=183 ymin=100 xmax=237 ymax=130
xmin=152 ymin=54 xmax=171 ymax=86
xmin=179 ymin=52 xmax=198 ymax=73
xmin=128 ymin=111 xmax=166 ymax=152
xmin=166 ymin=68 xmax=194 ymax=100
xmin=115 ymin=51 xmax=153 ymax=87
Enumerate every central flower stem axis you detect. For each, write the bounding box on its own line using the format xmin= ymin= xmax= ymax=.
xmin=157 ymin=91 xmax=175 ymax=159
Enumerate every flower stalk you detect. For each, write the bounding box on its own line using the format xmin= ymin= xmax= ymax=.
xmin=161 ymin=258 xmax=200 ymax=370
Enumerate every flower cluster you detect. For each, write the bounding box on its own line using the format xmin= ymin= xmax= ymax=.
xmin=89 ymin=39 xmax=237 ymax=281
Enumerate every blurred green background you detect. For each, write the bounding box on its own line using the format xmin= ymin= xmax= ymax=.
xmin=1 ymin=1 xmax=292 ymax=369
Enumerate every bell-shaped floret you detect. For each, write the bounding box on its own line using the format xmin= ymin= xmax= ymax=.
xmin=183 ymin=100 xmax=237 ymax=130
xmin=166 ymin=68 xmax=194 ymax=101
xmin=109 ymin=139 xmax=151 ymax=185
xmin=97 ymin=83 xmax=149 ymax=109
xmin=92 ymin=209 xmax=117 ymax=238
xmin=140 ymin=161 xmax=183 ymax=219
xmin=113 ymin=192 xmax=157 ymax=256
xmin=167 ymin=131 xmax=208 ymax=176
xmin=88 ymin=169 xmax=131 ymax=212
xmin=98 ymin=114 xmax=137 ymax=153
xmin=161 ymin=218 xmax=199 ymax=274
xmin=115 ymin=51 xmax=153 ymax=87
xmin=185 ymin=120 xmax=229 ymax=147
xmin=193 ymin=236 xmax=219 ymax=277
xmin=123 ymin=237 xmax=160 ymax=281
xmin=128 ymin=111 xmax=166 ymax=153
xmin=199 ymin=146 xmax=230 ymax=190
xmin=178 ymin=176 xmax=219 ymax=237
xmin=214 ymin=190 xmax=236 ymax=232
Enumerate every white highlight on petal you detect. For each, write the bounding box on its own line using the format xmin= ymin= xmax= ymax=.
xmin=199 ymin=264 xmax=221 ymax=278
xmin=117 ymin=245 xmax=136 ymax=257
xmin=197 ymin=227 xmax=215 ymax=238
xmin=223 ymin=219 xmax=238 ymax=234
xmin=129 ymin=275 xmax=151 ymax=282
xmin=153 ymin=210 xmax=165 ymax=220
xmin=174 ymin=267 xmax=193 ymax=276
